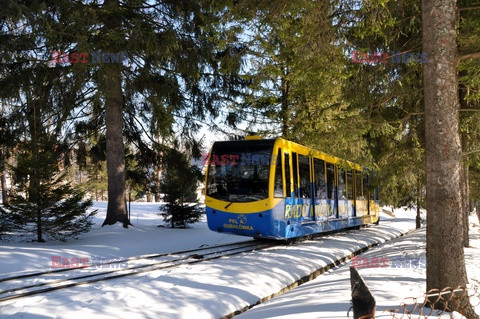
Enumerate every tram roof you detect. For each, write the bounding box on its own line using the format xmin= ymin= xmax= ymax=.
xmin=211 ymin=137 xmax=364 ymax=171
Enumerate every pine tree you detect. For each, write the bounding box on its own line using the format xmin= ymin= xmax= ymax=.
xmin=0 ymin=109 xmax=16 ymax=205
xmin=0 ymin=132 xmax=95 ymax=242
xmin=77 ymin=141 xmax=109 ymax=202
xmin=341 ymin=0 xmax=480 ymax=224
xmin=158 ymin=148 xmax=202 ymax=228
xmin=232 ymin=2 xmax=352 ymax=144
xmin=340 ymin=0 xmax=427 ymax=205
xmin=0 ymin=1 xmax=96 ymax=241
xmin=423 ymin=0 xmax=477 ymax=316
xmin=458 ymin=0 xmax=480 ymax=247
xmin=33 ymin=0 xmax=247 ymax=227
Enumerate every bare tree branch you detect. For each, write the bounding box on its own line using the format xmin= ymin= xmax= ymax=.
xmin=462 ymin=149 xmax=480 ymax=157
xmin=459 ymin=108 xmax=480 ymax=112
xmin=458 ymin=5 xmax=480 ymax=12
xmin=458 ymin=52 xmax=480 ymax=62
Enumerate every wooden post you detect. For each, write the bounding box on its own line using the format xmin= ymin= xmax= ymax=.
xmin=350 ymin=267 xmax=376 ymax=319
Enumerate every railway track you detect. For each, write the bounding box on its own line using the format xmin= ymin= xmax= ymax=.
xmin=0 ymin=225 xmax=375 ymax=304
xmin=0 ymin=239 xmax=278 ymax=303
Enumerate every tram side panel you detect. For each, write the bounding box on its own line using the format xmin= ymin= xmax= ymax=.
xmin=278 ymin=159 xmax=377 ymax=238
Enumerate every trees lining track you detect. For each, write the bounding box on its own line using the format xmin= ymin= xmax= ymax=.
xmin=0 ymin=240 xmax=277 ymax=303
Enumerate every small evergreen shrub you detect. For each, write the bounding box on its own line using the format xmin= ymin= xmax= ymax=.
xmin=0 ymin=134 xmax=95 ymax=242
xmin=158 ymin=148 xmax=203 ymax=228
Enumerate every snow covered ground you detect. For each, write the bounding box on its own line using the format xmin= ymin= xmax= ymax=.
xmin=0 ymin=203 xmax=478 ymax=318
xmin=0 ymin=202 xmax=246 ymax=277
xmin=238 ymin=215 xmax=480 ymax=319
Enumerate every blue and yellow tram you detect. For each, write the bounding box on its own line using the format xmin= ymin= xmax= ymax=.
xmin=204 ymin=136 xmax=380 ymax=239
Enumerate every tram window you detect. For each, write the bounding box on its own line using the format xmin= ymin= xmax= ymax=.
xmin=314 ymin=158 xmax=327 ymax=199
xmin=298 ymin=155 xmax=310 ymax=198
xmin=326 ymin=162 xmax=335 ymax=200
xmin=355 ymin=171 xmax=363 ymax=199
xmin=205 ymin=141 xmax=272 ymax=202
xmin=284 ymin=153 xmax=291 ymax=197
xmin=292 ymin=152 xmax=299 ymax=197
xmin=338 ymin=168 xmax=346 ymax=200
xmin=274 ymin=149 xmax=283 ymax=197
xmin=346 ymin=169 xmax=354 ymax=200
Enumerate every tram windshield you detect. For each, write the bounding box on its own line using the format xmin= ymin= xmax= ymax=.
xmin=206 ymin=140 xmax=275 ymax=202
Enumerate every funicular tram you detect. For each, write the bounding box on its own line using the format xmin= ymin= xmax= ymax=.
xmin=204 ymin=136 xmax=380 ymax=239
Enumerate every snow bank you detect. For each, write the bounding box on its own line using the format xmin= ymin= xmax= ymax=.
xmin=0 ymin=202 xmax=246 ymax=278
xmin=0 ymin=204 xmax=419 ymax=318
xmin=238 ymin=214 xmax=480 ymax=319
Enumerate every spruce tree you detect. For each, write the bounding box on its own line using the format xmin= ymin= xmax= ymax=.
xmin=423 ymin=1 xmax=477 ymax=316
xmin=458 ymin=0 xmax=480 ymax=246
xmin=0 ymin=110 xmax=16 ymax=205
xmin=2 ymin=0 xmax=247 ymax=229
xmin=337 ymin=0 xmax=427 ymax=206
xmin=0 ymin=1 xmax=96 ymax=241
xmin=159 ymin=148 xmax=202 ymax=228
xmin=0 ymin=132 xmax=95 ymax=242
xmin=221 ymin=1 xmax=370 ymax=162
xmin=35 ymin=0 xmax=247 ymax=227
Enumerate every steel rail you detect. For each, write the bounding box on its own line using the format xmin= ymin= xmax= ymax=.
xmin=0 ymin=240 xmax=277 ymax=303
xmin=0 ymin=239 xmax=257 ymax=283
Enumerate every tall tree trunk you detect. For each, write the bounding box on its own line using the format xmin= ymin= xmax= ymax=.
xmin=0 ymin=149 xmax=8 ymax=205
xmin=459 ymin=79 xmax=471 ymax=248
xmin=460 ymin=135 xmax=469 ymax=247
xmin=477 ymin=202 xmax=480 ymax=224
xmin=29 ymin=101 xmax=44 ymax=242
xmin=36 ymin=208 xmax=43 ymax=242
xmin=29 ymin=162 xmax=43 ymax=242
xmin=101 ymin=0 xmax=130 ymax=228
xmin=94 ymin=171 xmax=98 ymax=201
xmin=280 ymin=70 xmax=290 ymax=138
xmin=422 ymin=0 xmax=476 ymax=316
xmin=416 ymin=178 xmax=421 ymax=229
xmin=154 ymin=163 xmax=161 ymax=202
xmin=0 ymin=99 xmax=7 ymax=205
xmin=102 ymin=64 xmax=129 ymax=227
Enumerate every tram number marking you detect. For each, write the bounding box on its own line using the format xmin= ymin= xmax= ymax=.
xmin=315 ymin=203 xmax=334 ymax=218
xmin=285 ymin=204 xmax=310 ymax=219
xmin=339 ymin=203 xmax=348 ymax=216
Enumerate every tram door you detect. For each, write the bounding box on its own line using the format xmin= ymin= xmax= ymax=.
xmin=355 ymin=171 xmax=368 ymax=217
xmin=346 ymin=169 xmax=355 ymax=217
xmin=337 ymin=168 xmax=348 ymax=219
xmin=326 ymin=162 xmax=336 ymax=218
xmin=284 ymin=152 xmax=291 ymax=198
xmin=297 ymin=153 xmax=314 ymax=222
xmin=313 ymin=158 xmax=328 ymax=221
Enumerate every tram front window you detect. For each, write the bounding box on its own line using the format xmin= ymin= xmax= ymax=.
xmin=206 ymin=141 xmax=274 ymax=202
